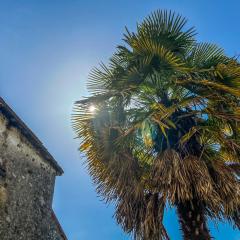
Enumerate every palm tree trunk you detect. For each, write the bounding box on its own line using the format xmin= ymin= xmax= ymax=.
xmin=176 ymin=199 xmax=212 ymax=240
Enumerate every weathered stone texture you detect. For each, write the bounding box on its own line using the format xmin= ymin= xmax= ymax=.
xmin=0 ymin=113 xmax=65 ymax=240
xmin=48 ymin=212 xmax=68 ymax=240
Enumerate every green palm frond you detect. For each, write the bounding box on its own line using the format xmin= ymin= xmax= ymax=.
xmin=186 ymin=42 xmax=227 ymax=68
xmin=124 ymin=10 xmax=196 ymax=54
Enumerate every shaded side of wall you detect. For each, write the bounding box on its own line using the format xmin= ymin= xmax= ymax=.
xmin=0 ymin=114 xmax=58 ymax=240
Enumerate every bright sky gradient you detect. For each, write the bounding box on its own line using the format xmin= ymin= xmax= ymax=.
xmin=0 ymin=1 xmax=239 ymax=239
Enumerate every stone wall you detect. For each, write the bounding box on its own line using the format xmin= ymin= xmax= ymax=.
xmin=0 ymin=114 xmax=60 ymax=240
xmin=48 ymin=212 xmax=68 ymax=240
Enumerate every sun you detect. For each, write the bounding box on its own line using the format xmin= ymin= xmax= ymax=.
xmin=89 ymin=105 xmax=96 ymax=113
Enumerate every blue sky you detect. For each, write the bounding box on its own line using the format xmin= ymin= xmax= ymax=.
xmin=0 ymin=1 xmax=239 ymax=239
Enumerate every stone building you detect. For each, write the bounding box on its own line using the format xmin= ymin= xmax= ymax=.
xmin=0 ymin=97 xmax=67 ymax=240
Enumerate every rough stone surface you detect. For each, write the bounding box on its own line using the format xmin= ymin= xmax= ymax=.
xmin=48 ymin=212 xmax=68 ymax=240
xmin=0 ymin=113 xmax=66 ymax=240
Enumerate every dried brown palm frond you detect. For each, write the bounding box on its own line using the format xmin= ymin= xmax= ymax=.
xmin=116 ymin=189 xmax=170 ymax=240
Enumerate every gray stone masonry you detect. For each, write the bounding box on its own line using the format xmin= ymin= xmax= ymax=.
xmin=0 ymin=98 xmax=66 ymax=240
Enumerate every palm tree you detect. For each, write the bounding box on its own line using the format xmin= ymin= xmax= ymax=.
xmin=73 ymin=10 xmax=240 ymax=240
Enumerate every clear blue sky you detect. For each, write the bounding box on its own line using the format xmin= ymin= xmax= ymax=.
xmin=0 ymin=1 xmax=239 ymax=239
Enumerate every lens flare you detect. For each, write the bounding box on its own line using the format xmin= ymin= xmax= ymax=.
xmin=89 ymin=105 xmax=96 ymax=113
